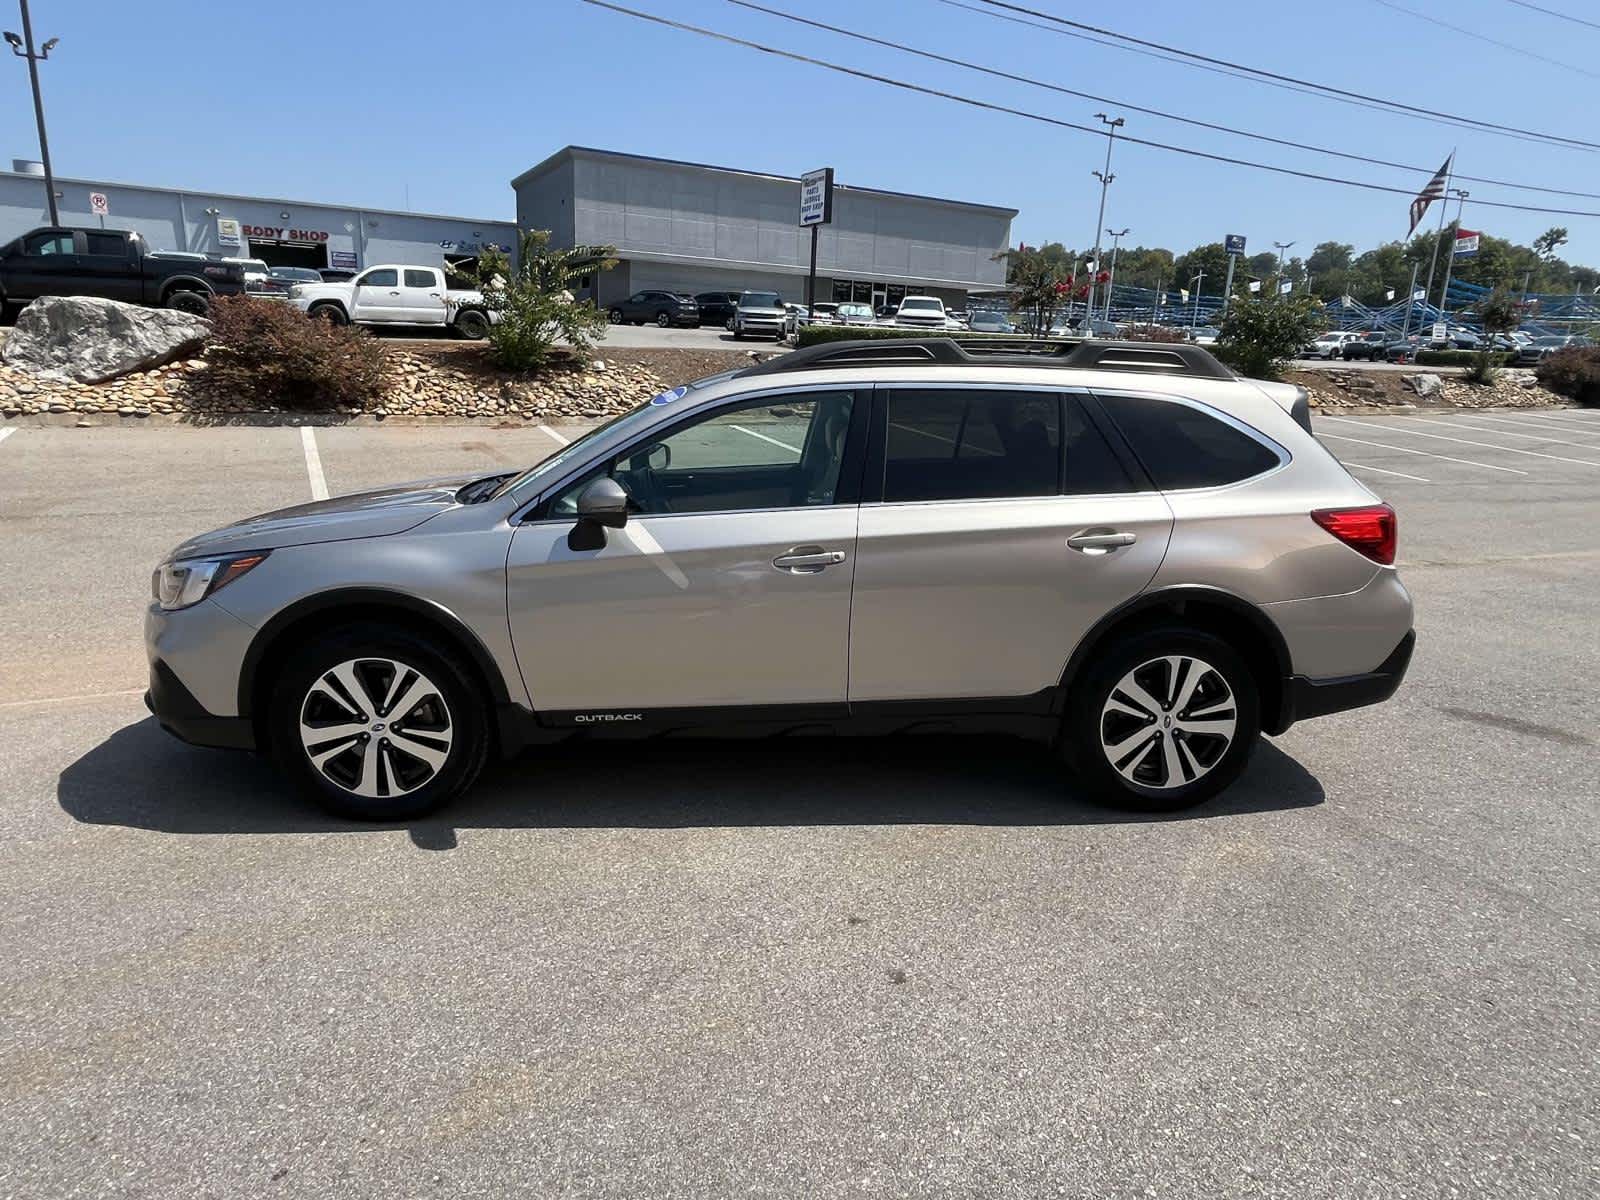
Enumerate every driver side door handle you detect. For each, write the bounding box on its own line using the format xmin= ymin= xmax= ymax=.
xmin=1067 ymin=530 xmax=1137 ymax=554
xmin=773 ymin=546 xmax=846 ymax=573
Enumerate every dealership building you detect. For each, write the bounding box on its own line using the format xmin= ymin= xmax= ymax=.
xmin=513 ymin=146 xmax=1016 ymax=311
xmin=0 ymin=161 xmax=515 ymax=276
xmin=2 ymin=147 xmax=1015 ymax=308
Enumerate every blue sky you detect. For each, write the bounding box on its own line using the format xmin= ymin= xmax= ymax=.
xmin=3 ymin=0 xmax=1596 ymax=261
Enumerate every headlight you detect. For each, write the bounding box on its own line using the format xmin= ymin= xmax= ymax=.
xmin=289 ymin=285 xmax=304 ymax=299
xmin=153 ymin=552 xmax=268 ymax=611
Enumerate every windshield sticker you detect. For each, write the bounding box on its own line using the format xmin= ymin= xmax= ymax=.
xmin=649 ymin=386 xmax=688 ymax=407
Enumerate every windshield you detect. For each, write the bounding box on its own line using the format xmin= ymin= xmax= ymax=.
xmin=900 ymin=298 xmax=940 ymax=311
xmin=741 ymin=292 xmax=780 ymax=307
xmin=491 ymin=372 xmax=740 ymax=500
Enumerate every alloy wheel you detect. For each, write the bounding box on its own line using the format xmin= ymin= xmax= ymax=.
xmin=298 ymin=657 xmax=454 ymax=799
xmin=1099 ymin=655 xmax=1237 ymax=790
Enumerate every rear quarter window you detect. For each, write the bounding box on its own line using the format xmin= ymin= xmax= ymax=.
xmin=1096 ymin=393 xmax=1281 ymax=490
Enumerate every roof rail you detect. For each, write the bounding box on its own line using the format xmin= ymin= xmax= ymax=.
xmin=735 ymin=335 xmax=1236 ymax=380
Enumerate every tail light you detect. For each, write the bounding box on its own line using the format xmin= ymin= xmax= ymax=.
xmin=1312 ymin=504 xmax=1397 ymax=565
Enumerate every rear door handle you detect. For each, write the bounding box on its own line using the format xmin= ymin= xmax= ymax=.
xmin=1067 ymin=530 xmax=1137 ymax=554
xmin=773 ymin=546 xmax=846 ymax=573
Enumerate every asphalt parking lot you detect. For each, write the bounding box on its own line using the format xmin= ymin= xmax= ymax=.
xmin=2 ymin=408 xmax=1597 ymax=1198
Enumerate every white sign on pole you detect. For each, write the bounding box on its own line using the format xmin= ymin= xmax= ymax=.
xmin=88 ymin=192 xmax=109 ymax=216
xmin=216 ymin=217 xmax=242 ymax=248
xmin=799 ymin=167 xmax=834 ymax=227
xmin=1432 ymin=321 xmax=1447 ymax=341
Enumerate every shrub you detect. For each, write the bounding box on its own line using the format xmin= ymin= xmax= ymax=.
xmin=1534 ymin=346 xmax=1600 ymax=406
xmin=1121 ymin=323 xmax=1186 ymax=343
xmin=205 ymin=296 xmax=389 ymax=411
xmin=1214 ymin=294 xmax=1325 ymax=380
xmin=453 ymin=229 xmax=617 ymax=372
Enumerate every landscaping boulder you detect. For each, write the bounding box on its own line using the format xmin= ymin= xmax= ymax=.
xmin=3 ymin=296 xmax=209 ymax=383
xmin=1408 ymin=372 xmax=1444 ymax=398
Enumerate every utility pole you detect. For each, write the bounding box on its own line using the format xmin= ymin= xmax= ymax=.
xmin=1273 ymin=240 xmax=1295 ymax=283
xmin=1190 ymin=270 xmax=1205 ymax=328
xmin=1435 ymin=188 xmax=1469 ymax=326
xmin=1083 ymin=112 xmax=1124 ymax=324
xmin=1103 ymin=227 xmax=1128 ymax=323
xmin=5 ymin=0 xmax=61 ymax=226
xmin=1419 ymin=153 xmax=1457 ymax=336
xmin=1152 ymin=273 xmax=1164 ymax=324
xmin=1400 ymin=261 xmax=1420 ymax=334
xmin=1221 ymin=254 xmax=1238 ymax=316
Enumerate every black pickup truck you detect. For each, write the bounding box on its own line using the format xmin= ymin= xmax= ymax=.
xmin=0 ymin=226 xmax=246 ymax=317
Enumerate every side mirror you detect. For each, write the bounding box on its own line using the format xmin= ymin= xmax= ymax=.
xmin=645 ymin=442 xmax=671 ymax=471
xmin=576 ymin=476 xmax=629 ymax=529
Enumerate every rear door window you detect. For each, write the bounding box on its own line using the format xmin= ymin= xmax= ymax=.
xmin=1095 ymin=393 xmax=1281 ymax=490
xmin=84 ymin=232 xmax=127 ymax=257
xmin=883 ymin=389 xmax=1060 ymax=502
xmin=403 ymin=269 xmax=436 ymax=288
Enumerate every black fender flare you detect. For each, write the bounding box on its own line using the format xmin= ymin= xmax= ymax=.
xmin=159 ymin=275 xmax=216 ymax=301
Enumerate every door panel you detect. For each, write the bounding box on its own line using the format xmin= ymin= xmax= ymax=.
xmin=850 ymin=494 xmax=1172 ymax=701
xmin=507 ymin=508 xmax=857 ymax=711
xmin=350 ymin=268 xmax=401 ymax=321
xmin=397 ymin=268 xmax=447 ymax=324
xmin=6 ymin=230 xmax=76 ymax=300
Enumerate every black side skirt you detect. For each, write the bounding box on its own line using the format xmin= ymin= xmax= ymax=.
xmin=1281 ymin=631 xmax=1415 ymax=728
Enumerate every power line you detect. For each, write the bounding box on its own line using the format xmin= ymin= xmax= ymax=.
xmin=721 ymin=0 xmax=1600 ymax=201
xmin=578 ymin=0 xmax=1600 ymax=219
xmin=1370 ymin=0 xmax=1600 ymax=79
xmin=1501 ymin=0 xmax=1600 ymax=33
xmin=960 ymin=0 xmax=1600 ymax=152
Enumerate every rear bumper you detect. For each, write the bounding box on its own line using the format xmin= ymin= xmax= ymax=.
xmin=146 ymin=660 xmax=256 ymax=751
xmin=1280 ymin=630 xmax=1414 ymax=727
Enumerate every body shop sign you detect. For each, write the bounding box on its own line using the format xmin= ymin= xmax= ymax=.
xmin=242 ymin=224 xmax=329 ymax=243
xmin=799 ymin=167 xmax=834 ymax=227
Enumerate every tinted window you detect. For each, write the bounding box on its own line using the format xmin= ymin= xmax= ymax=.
xmin=84 ymin=232 xmax=127 ymax=257
xmin=24 ymin=232 xmax=73 ymax=256
xmin=1063 ymin=397 xmax=1134 ymax=495
xmin=403 ymin=269 xmax=435 ymax=288
xmin=1098 ymin=393 xmax=1280 ymax=490
xmin=742 ymin=292 xmax=780 ymax=307
xmin=550 ymin=392 xmax=856 ymax=517
xmin=358 ymin=269 xmax=398 ymax=287
xmin=884 ymin=389 xmax=1060 ymax=502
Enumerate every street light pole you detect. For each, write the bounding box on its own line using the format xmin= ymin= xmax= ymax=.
xmin=1083 ymin=112 xmax=1124 ymax=325
xmin=1103 ymin=226 xmax=1128 ymax=323
xmin=1435 ymin=188 xmax=1469 ymax=324
xmin=1190 ymin=270 xmax=1205 ymax=328
xmin=1273 ymin=240 xmax=1295 ymax=283
xmin=6 ymin=0 xmax=61 ymax=226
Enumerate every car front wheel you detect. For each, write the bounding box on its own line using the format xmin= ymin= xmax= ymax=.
xmin=1065 ymin=628 xmax=1260 ymax=811
xmin=270 ymin=624 xmax=489 ymax=821
xmin=608 ymin=308 xmax=623 ymax=324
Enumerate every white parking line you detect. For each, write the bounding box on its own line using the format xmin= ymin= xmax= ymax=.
xmin=730 ymin=423 xmax=803 ymax=455
xmin=0 ymin=687 xmax=144 ymax=711
xmin=1341 ymin=460 xmax=1430 ymax=482
xmin=888 ymin=421 xmax=1003 ymax=455
xmin=1406 ymin=417 xmax=1600 ymax=457
xmin=1441 ymin=414 xmax=1600 ymax=445
xmin=299 ymin=425 xmax=329 ymax=501
xmin=1318 ymin=432 xmax=1528 ymax=475
xmin=0 ymin=427 xmax=15 ymax=446
xmin=1461 ymin=412 xmax=1600 ymax=438
xmin=1320 ymin=416 xmax=1600 ymax=469
xmin=537 ymin=425 xmax=571 ymax=446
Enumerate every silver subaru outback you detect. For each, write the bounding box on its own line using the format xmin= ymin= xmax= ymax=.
xmin=146 ymin=337 xmax=1414 ymax=820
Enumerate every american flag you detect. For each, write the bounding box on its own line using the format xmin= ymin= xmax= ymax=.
xmin=1408 ymin=154 xmax=1453 ymax=236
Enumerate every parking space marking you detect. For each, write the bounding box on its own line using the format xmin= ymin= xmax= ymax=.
xmin=1404 ymin=417 xmax=1600 ymax=456
xmin=1340 ymin=460 xmax=1429 ymax=482
xmin=889 ymin=421 xmax=1003 ymax=455
xmin=537 ymin=425 xmax=571 ymax=446
xmin=1318 ymin=432 xmax=1528 ymax=474
xmin=299 ymin=426 xmax=329 ymax=500
xmin=731 ymin=424 xmax=803 ymax=455
xmin=1444 ymin=414 xmax=1600 ymax=445
xmin=0 ymin=687 xmax=144 ymax=711
xmin=1320 ymin=416 xmax=1600 ymax=469
xmin=1461 ymin=412 xmax=1600 ymax=438
xmin=0 ymin=427 xmax=15 ymax=446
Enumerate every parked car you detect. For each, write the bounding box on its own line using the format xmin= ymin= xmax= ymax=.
xmin=319 ymin=268 xmax=356 ymax=283
xmin=607 ymin=290 xmax=699 ymax=329
xmin=0 ymin=225 xmax=245 ymax=316
xmin=894 ymin=295 xmax=949 ymax=330
xmin=968 ymin=311 xmax=1015 ymax=334
xmin=732 ymin=291 xmax=787 ymax=340
xmin=1303 ymin=331 xmax=1357 ymax=359
xmin=809 ymin=302 xmax=840 ymax=325
xmin=694 ymin=291 xmax=741 ymax=329
xmin=783 ymin=303 xmax=811 ymax=336
xmin=144 ymin=334 xmax=1413 ymax=820
xmin=288 ymin=264 xmax=495 ymax=338
xmin=833 ymin=302 xmax=875 ymax=326
xmin=270 ymin=266 xmax=324 ymax=286
xmin=1188 ymin=325 xmax=1220 ymax=346
xmin=1513 ymin=334 xmax=1591 ymax=366
xmin=1341 ymin=331 xmax=1391 ymax=361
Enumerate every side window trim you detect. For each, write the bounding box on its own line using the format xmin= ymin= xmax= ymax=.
xmin=514 ymin=382 xmax=866 ymax=523
xmin=1074 ymin=391 xmax=1157 ymax=493
xmin=1088 ymin=387 xmax=1290 ymax=492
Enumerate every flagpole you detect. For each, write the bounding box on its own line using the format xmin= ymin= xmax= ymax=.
xmin=1400 ymin=261 xmax=1420 ymax=335
xmin=1436 ymin=188 xmax=1469 ymax=325
xmin=1419 ymin=151 xmax=1456 ymax=332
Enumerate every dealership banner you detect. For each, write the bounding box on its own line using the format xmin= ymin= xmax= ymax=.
xmin=1453 ymin=229 xmax=1480 ymax=257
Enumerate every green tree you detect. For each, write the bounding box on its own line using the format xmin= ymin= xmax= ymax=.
xmin=1306 ymin=242 xmax=1354 ymax=275
xmin=1213 ymin=293 xmax=1326 ymax=379
xmin=454 ymin=230 xmax=617 ymax=371
xmin=995 ymin=242 xmax=1077 ymax=333
xmin=1465 ymin=285 xmax=1522 ymax=384
xmin=1534 ymin=227 xmax=1569 ymax=262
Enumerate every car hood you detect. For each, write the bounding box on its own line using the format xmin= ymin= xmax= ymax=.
xmin=167 ymin=472 xmax=485 ymax=560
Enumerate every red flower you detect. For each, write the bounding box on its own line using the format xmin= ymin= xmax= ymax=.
xmin=1075 ymin=283 xmax=1091 ymax=299
xmin=1053 ymin=281 xmax=1069 ymax=295
xmin=1096 ymin=270 xmax=1111 ymax=284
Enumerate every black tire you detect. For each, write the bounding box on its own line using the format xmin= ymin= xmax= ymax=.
xmin=1064 ymin=626 xmax=1260 ymax=812
xmin=310 ymin=302 xmax=348 ymax=326
xmin=656 ymin=310 xmax=671 ymax=328
xmin=724 ymin=316 xmax=735 ymax=331
xmin=453 ymin=308 xmax=490 ymax=340
xmin=164 ymin=289 xmax=210 ymax=317
xmin=608 ymin=308 xmax=623 ymax=325
xmin=269 ymin=623 xmax=490 ymax=821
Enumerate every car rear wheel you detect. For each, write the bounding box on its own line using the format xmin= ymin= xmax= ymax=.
xmin=164 ymin=289 xmax=210 ymax=317
xmin=608 ymin=308 xmax=623 ymax=325
xmin=453 ymin=308 xmax=490 ymax=340
xmin=725 ymin=316 xmax=735 ymax=331
xmin=270 ymin=624 xmax=489 ymax=821
xmin=1065 ymin=628 xmax=1260 ymax=811
xmin=656 ymin=311 xmax=671 ymax=328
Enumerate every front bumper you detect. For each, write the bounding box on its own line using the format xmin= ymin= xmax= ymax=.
xmin=1280 ymin=630 xmax=1414 ymax=728
xmin=146 ymin=659 xmax=255 ymax=750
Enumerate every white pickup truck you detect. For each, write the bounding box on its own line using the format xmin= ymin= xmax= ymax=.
xmin=288 ymin=264 xmax=494 ymax=338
